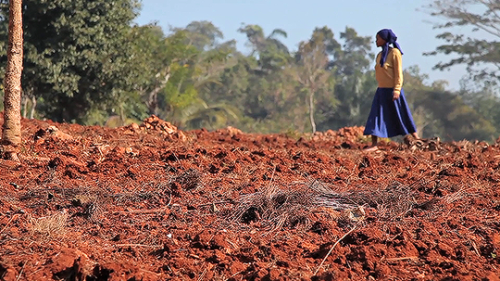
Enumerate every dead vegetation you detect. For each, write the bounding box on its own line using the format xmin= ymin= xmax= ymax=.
xmin=27 ymin=211 xmax=68 ymax=239
xmin=226 ymin=179 xmax=458 ymax=232
xmin=346 ymin=182 xmax=418 ymax=220
xmin=228 ymin=183 xmax=319 ymax=231
xmin=169 ymin=168 xmax=202 ymax=192
xmin=227 ymin=180 xmax=381 ymax=231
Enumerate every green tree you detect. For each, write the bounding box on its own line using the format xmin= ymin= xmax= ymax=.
xmin=412 ymin=89 xmax=496 ymax=141
xmin=400 ymin=65 xmax=496 ymax=140
xmin=238 ymin=24 xmax=290 ymax=72
xmin=402 ymin=66 xmax=446 ymax=138
xmin=423 ymin=0 xmax=500 ymax=84
xmin=130 ymin=25 xmax=199 ymax=119
xmin=0 ymin=0 xmax=140 ymax=124
xmin=132 ymin=21 xmax=239 ymax=129
xmin=172 ymin=20 xmax=224 ymax=51
xmin=457 ymin=78 xmax=500 ymax=135
xmin=291 ymin=29 xmax=334 ymax=133
xmin=232 ymin=24 xmax=294 ymax=131
xmin=180 ymin=22 xmax=238 ymax=92
xmin=321 ymin=27 xmax=375 ymax=129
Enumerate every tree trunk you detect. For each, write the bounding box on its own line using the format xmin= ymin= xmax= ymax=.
xmin=29 ymin=95 xmax=36 ymax=119
xmin=308 ymin=89 xmax=316 ymax=134
xmin=147 ymin=70 xmax=170 ymax=116
xmin=119 ymin=102 xmax=126 ymax=126
xmin=2 ymin=0 xmax=23 ymax=161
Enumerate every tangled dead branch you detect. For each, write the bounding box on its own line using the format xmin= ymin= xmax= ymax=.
xmin=28 ymin=211 xmax=69 ymax=239
xmin=347 ymin=181 xmax=417 ymax=220
xmin=227 ymin=180 xmax=358 ymax=231
xmin=228 ymin=180 xmax=423 ymax=231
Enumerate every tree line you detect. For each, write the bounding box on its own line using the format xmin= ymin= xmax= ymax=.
xmin=0 ymin=0 xmax=499 ymax=142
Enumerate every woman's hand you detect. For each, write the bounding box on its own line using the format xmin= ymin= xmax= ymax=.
xmin=392 ymin=91 xmax=400 ymax=101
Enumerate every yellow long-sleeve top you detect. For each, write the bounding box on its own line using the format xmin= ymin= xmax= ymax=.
xmin=375 ymin=47 xmax=403 ymax=94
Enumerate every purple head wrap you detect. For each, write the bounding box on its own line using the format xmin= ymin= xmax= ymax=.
xmin=377 ymin=29 xmax=403 ymax=66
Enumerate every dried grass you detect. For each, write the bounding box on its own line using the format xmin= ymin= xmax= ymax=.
xmin=348 ymin=182 xmax=417 ymax=220
xmin=229 ymin=185 xmax=311 ymax=230
xmin=20 ymin=181 xmax=172 ymax=216
xmin=228 ymin=180 xmax=358 ymax=231
xmin=228 ymin=180 xmax=424 ymax=231
xmin=28 ymin=211 xmax=68 ymax=239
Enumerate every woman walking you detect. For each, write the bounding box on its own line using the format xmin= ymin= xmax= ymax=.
xmin=363 ymin=29 xmax=419 ymax=152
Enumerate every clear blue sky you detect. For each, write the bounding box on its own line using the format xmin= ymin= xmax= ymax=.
xmin=135 ymin=0 xmax=478 ymax=91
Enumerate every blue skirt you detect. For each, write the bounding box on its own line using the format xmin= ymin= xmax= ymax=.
xmin=363 ymin=87 xmax=417 ymax=138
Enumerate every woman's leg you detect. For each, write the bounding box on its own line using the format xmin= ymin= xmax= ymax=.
xmin=364 ymin=135 xmax=379 ymax=151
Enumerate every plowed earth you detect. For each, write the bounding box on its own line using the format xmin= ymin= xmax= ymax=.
xmin=1 ymin=114 xmax=500 ymax=281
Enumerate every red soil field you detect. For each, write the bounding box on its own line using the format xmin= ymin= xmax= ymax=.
xmin=0 ymin=114 xmax=499 ymax=281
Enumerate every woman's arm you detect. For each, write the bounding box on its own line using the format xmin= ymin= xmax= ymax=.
xmin=392 ymin=49 xmax=403 ymax=94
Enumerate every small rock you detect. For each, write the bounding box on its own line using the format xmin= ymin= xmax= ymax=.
xmin=130 ymin=123 xmax=140 ymax=130
xmin=112 ymin=146 xmax=126 ymax=156
xmin=47 ymin=126 xmax=73 ymax=140
xmin=226 ymin=126 xmax=243 ymax=137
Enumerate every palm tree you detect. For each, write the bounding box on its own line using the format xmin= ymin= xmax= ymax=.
xmin=238 ymin=24 xmax=290 ymax=71
xmin=177 ymin=98 xmax=239 ymax=130
xmin=2 ymin=0 xmax=23 ymax=161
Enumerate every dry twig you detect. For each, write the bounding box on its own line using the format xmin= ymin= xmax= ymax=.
xmin=111 ymin=208 xmax=170 ymax=215
xmin=0 ymin=214 xmax=19 ymax=235
xmin=114 ymin=244 xmax=163 ymax=248
xmin=16 ymin=261 xmax=27 ymax=281
xmin=314 ymin=224 xmax=358 ymax=276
